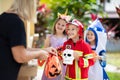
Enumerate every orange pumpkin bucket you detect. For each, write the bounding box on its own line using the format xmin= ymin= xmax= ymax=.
xmin=44 ymin=54 xmax=62 ymax=78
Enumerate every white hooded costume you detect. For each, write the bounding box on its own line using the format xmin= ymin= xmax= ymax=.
xmin=85 ymin=19 xmax=109 ymax=80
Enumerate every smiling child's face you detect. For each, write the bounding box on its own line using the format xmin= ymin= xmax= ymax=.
xmin=55 ymin=19 xmax=67 ymax=34
xmin=66 ymin=24 xmax=79 ymax=39
xmin=86 ymin=30 xmax=95 ymax=42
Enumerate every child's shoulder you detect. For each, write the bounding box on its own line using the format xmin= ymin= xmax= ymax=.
xmin=80 ymin=39 xmax=91 ymax=47
xmin=79 ymin=39 xmax=87 ymax=44
xmin=46 ymin=34 xmax=54 ymax=38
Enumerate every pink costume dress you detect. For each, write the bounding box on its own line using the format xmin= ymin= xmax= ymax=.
xmin=49 ymin=34 xmax=67 ymax=48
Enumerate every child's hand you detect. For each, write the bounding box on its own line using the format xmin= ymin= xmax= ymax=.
xmin=94 ymin=55 xmax=101 ymax=62
xmin=73 ymin=51 xmax=80 ymax=61
xmin=57 ymin=47 xmax=63 ymax=56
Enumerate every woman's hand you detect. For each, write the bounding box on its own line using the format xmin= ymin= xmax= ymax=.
xmin=38 ymin=47 xmax=58 ymax=60
xmin=38 ymin=50 xmax=49 ymax=60
xmin=43 ymin=47 xmax=57 ymax=55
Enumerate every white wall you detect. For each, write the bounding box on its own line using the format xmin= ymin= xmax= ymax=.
xmin=104 ymin=0 xmax=120 ymax=12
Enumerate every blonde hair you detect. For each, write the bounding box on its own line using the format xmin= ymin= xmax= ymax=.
xmin=9 ymin=0 xmax=37 ymax=22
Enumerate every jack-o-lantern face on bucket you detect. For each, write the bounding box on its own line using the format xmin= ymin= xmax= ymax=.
xmin=45 ymin=54 xmax=61 ymax=78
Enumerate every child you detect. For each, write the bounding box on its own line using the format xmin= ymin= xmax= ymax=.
xmin=85 ymin=19 xmax=109 ymax=80
xmin=62 ymin=19 xmax=94 ymax=80
xmin=44 ymin=12 xmax=71 ymax=48
xmin=41 ymin=12 xmax=71 ymax=80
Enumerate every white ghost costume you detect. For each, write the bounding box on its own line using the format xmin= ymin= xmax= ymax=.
xmin=85 ymin=19 xmax=109 ymax=80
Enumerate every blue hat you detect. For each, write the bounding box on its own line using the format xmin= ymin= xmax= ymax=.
xmin=85 ymin=19 xmax=107 ymax=52
xmin=88 ymin=19 xmax=106 ymax=33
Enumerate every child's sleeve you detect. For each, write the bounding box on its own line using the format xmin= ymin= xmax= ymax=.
xmin=78 ymin=43 xmax=94 ymax=68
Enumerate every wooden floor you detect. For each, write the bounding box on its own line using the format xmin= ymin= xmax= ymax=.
xmin=17 ymin=63 xmax=38 ymax=80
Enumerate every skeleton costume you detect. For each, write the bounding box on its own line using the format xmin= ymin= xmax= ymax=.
xmin=85 ymin=19 xmax=109 ymax=80
xmin=62 ymin=19 xmax=94 ymax=80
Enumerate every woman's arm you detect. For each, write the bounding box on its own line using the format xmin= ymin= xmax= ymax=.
xmin=11 ymin=46 xmax=56 ymax=63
